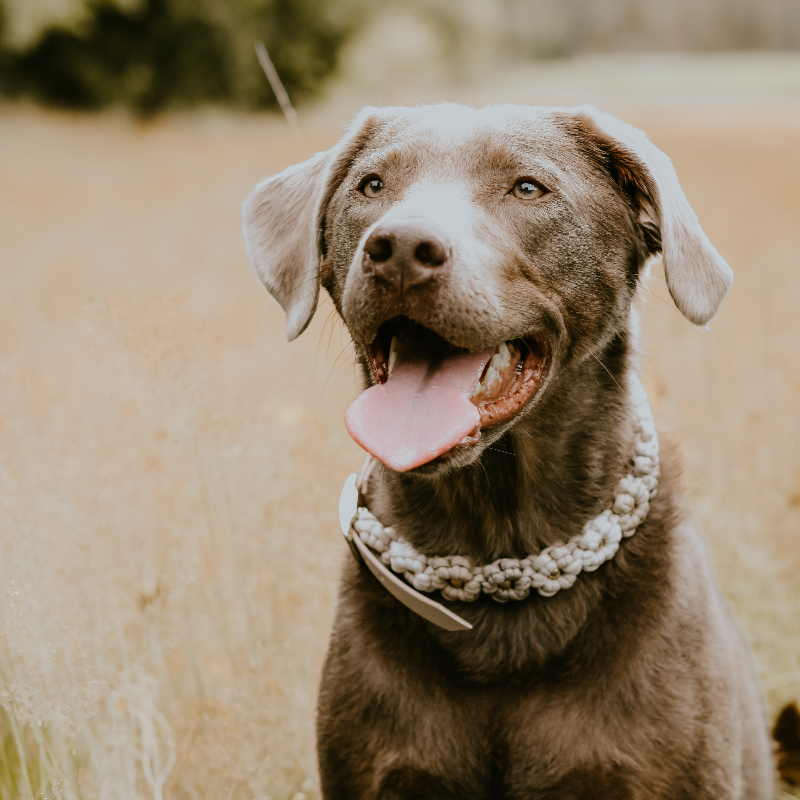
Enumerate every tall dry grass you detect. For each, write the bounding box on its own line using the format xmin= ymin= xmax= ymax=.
xmin=1 ymin=84 xmax=799 ymax=796
xmin=0 ymin=109 xmax=365 ymax=798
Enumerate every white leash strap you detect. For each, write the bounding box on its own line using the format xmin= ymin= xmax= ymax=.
xmin=339 ymin=474 xmax=473 ymax=632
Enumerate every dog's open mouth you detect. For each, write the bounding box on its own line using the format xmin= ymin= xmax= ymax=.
xmin=344 ymin=318 xmax=549 ymax=472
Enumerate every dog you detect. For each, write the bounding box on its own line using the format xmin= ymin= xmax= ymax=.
xmin=775 ymin=702 xmax=800 ymax=786
xmin=242 ymin=104 xmax=775 ymax=799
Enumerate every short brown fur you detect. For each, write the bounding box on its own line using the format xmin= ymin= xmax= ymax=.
xmin=242 ymin=104 xmax=773 ymax=798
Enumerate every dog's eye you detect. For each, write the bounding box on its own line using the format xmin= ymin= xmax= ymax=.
xmin=360 ymin=175 xmax=384 ymax=198
xmin=511 ymin=179 xmax=545 ymax=201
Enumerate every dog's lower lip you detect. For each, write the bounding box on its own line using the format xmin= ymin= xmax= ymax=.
xmin=423 ymin=340 xmax=547 ymax=467
xmin=470 ymin=337 xmax=549 ymax=431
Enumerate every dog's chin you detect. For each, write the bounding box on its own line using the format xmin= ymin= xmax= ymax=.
xmin=398 ymin=427 xmax=506 ymax=479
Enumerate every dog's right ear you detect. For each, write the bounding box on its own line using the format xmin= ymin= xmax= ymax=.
xmin=242 ymin=109 xmax=377 ymax=341
xmin=572 ymin=106 xmax=733 ymax=327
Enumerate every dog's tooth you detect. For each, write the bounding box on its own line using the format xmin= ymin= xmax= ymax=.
xmin=388 ymin=337 xmax=399 ymax=375
xmin=498 ymin=341 xmax=510 ymax=366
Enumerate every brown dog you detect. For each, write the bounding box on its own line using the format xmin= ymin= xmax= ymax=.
xmin=242 ymin=105 xmax=775 ymax=799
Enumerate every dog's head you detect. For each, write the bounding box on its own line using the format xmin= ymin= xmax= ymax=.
xmin=243 ymin=104 xmax=731 ymax=474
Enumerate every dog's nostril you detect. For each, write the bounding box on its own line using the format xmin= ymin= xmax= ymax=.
xmin=365 ymin=236 xmax=392 ymax=263
xmin=414 ymin=240 xmax=448 ymax=267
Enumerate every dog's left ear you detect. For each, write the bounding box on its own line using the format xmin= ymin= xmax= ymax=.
xmin=242 ymin=109 xmax=377 ymax=341
xmin=573 ymin=106 xmax=733 ymax=326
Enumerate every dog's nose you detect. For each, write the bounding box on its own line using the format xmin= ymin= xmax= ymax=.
xmin=362 ymin=219 xmax=451 ymax=292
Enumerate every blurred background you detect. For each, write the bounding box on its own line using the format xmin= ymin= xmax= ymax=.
xmin=1 ymin=1 xmax=799 ymax=798
xmin=3 ymin=0 xmax=800 ymax=111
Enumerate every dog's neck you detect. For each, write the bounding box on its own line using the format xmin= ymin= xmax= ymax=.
xmin=353 ymin=327 xmax=680 ymax=677
xmin=363 ymin=331 xmax=638 ymax=563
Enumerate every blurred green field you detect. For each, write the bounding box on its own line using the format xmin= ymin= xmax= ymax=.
xmin=1 ymin=55 xmax=800 ymax=799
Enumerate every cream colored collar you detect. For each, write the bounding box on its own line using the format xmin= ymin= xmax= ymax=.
xmin=339 ymin=379 xmax=659 ymax=631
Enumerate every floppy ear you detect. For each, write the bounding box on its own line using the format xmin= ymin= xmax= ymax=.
xmin=242 ymin=150 xmax=335 ymax=341
xmin=242 ymin=109 xmax=377 ymax=341
xmin=574 ymin=106 xmax=733 ymax=326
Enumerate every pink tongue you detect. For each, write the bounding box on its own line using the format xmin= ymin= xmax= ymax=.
xmin=345 ymin=330 xmax=494 ymax=472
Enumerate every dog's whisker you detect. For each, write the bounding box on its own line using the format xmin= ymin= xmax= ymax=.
xmin=243 ymin=293 xmax=275 ymax=313
xmin=315 ymin=307 xmax=339 ymax=375
xmin=639 ymin=284 xmax=682 ymax=315
xmin=325 ymin=310 xmax=340 ymax=363
xmin=315 ymin=344 xmax=355 ymax=421
xmin=590 ymin=352 xmax=622 ymax=391
xmin=483 ymin=445 xmax=514 ymax=456
xmin=271 ymin=273 xmax=320 ymax=296
xmin=270 ymin=267 xmax=318 ymax=292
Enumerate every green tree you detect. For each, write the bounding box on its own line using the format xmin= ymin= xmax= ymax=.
xmin=0 ymin=0 xmax=357 ymax=114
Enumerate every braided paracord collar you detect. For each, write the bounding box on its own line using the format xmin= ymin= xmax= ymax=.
xmin=352 ymin=380 xmax=659 ymax=603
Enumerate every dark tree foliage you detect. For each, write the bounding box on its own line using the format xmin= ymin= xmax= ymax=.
xmin=0 ymin=0 xmax=355 ymax=114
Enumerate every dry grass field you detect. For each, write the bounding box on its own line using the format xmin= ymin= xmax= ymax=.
xmin=1 ymin=59 xmax=800 ymax=798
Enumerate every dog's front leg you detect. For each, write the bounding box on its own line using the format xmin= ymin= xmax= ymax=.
xmin=316 ymin=578 xmax=494 ymax=799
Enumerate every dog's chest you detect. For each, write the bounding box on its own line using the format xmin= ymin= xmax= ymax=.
xmin=326 ymin=631 xmax=685 ymax=799
xmin=370 ymin=701 xmax=670 ymax=800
